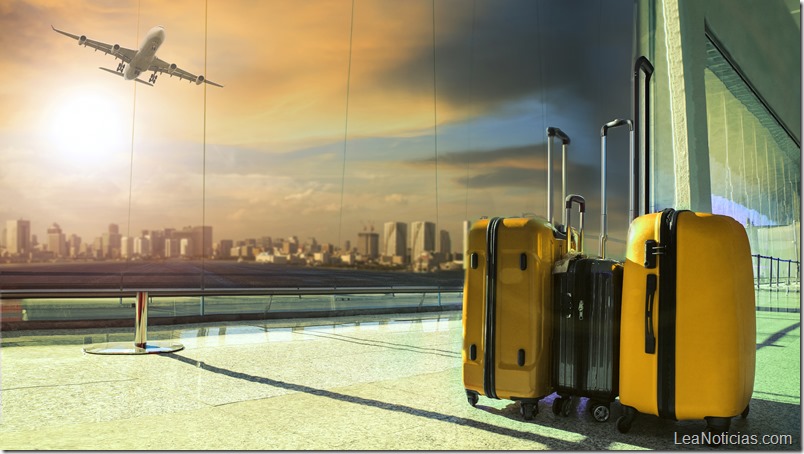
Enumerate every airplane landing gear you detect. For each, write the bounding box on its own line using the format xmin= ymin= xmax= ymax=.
xmin=116 ymin=62 xmax=125 ymax=73
xmin=148 ymin=72 xmax=158 ymax=84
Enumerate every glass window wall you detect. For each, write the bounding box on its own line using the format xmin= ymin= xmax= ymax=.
xmin=1 ymin=0 xmax=635 ymax=322
xmin=704 ymin=35 xmax=801 ymax=263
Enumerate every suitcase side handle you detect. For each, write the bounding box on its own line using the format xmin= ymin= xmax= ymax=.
xmin=633 ymin=56 xmax=654 ymax=218
xmin=600 ymin=119 xmax=633 ymax=258
xmin=564 ymin=194 xmax=585 ymax=254
xmin=547 ymin=127 xmax=571 ymax=227
xmin=644 ymin=273 xmax=657 ymax=354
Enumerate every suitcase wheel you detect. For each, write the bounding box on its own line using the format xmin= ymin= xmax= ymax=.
xmin=519 ymin=401 xmax=538 ymax=420
xmin=616 ymin=406 xmax=637 ymax=434
xmin=466 ymin=390 xmax=479 ymax=408
xmin=705 ymin=416 xmax=731 ymax=433
xmin=551 ymin=396 xmax=572 ymax=417
xmin=704 ymin=417 xmax=732 ymax=446
xmin=588 ymin=401 xmax=610 ymax=422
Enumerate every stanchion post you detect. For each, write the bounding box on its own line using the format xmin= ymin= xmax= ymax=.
xmin=134 ymin=291 xmax=148 ymax=349
xmin=83 ymin=290 xmax=183 ymax=355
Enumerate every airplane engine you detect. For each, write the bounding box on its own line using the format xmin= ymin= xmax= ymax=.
xmin=78 ymin=35 xmax=87 ymax=45
xmin=111 ymin=44 xmax=120 ymax=55
xmin=195 ymin=75 xmax=205 ymax=85
xmin=168 ymin=63 xmax=177 ymax=74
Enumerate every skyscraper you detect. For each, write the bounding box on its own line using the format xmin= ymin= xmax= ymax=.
xmin=410 ymin=221 xmax=435 ymax=262
xmin=47 ymin=223 xmax=66 ymax=257
xmin=383 ymin=222 xmax=407 ymax=260
xmin=439 ymin=229 xmax=451 ymax=258
xmin=357 ymin=230 xmax=380 ymax=259
xmin=6 ymin=219 xmax=31 ymax=257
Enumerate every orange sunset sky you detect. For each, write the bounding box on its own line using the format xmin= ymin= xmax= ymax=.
xmin=0 ymin=0 xmax=635 ymax=254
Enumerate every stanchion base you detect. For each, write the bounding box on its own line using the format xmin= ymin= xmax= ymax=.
xmin=83 ymin=341 xmax=184 ymax=355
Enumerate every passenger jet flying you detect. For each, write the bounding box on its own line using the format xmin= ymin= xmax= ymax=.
xmin=52 ymin=25 xmax=223 ymax=88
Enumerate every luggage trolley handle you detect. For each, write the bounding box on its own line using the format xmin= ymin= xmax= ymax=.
xmin=600 ymin=119 xmax=633 ymax=259
xmin=634 ymin=56 xmax=654 ymax=218
xmin=547 ymin=127 xmax=571 ymax=228
xmin=564 ymin=194 xmax=585 ymax=254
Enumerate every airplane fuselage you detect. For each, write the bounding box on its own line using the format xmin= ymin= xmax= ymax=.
xmin=123 ymin=26 xmax=165 ymax=80
xmin=52 ymin=23 xmax=222 ymax=87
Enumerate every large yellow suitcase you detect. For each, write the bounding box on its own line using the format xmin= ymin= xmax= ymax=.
xmin=617 ymin=209 xmax=756 ymax=434
xmin=462 ymin=127 xmax=571 ymax=419
xmin=463 ymin=216 xmax=564 ymax=419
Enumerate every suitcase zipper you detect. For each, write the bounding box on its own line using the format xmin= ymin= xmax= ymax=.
xmin=656 ymin=208 xmax=686 ymax=420
xmin=483 ymin=217 xmax=502 ymax=399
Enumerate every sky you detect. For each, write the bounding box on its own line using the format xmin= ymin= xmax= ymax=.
xmin=0 ymin=0 xmax=636 ymax=256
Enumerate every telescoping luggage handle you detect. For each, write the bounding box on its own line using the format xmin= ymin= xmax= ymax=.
xmin=633 ymin=56 xmax=654 ymax=218
xmin=547 ymin=127 xmax=571 ymax=227
xmin=634 ymin=56 xmax=657 ymax=355
xmin=600 ymin=119 xmax=633 ymax=259
xmin=564 ymin=194 xmax=585 ymax=254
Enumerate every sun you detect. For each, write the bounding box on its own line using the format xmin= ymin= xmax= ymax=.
xmin=44 ymin=89 xmax=130 ymax=168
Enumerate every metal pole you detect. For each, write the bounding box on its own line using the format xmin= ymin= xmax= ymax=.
xmin=601 ymin=132 xmax=607 ymax=257
xmin=776 ymin=258 xmax=781 ymax=288
xmin=83 ymin=290 xmax=183 ymax=355
xmin=769 ymin=257 xmax=774 ymax=288
xmin=787 ymin=259 xmax=792 ymax=288
xmin=755 ymin=255 xmax=761 ymax=289
xmin=134 ymin=291 xmax=148 ymax=349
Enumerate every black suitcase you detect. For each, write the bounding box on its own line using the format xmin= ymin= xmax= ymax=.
xmin=550 ymin=119 xmax=633 ymax=422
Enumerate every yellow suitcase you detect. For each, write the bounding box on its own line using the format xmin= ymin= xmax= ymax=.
xmin=462 ymin=127 xmax=570 ymax=419
xmin=463 ymin=216 xmax=564 ymax=419
xmin=617 ymin=209 xmax=756 ymax=434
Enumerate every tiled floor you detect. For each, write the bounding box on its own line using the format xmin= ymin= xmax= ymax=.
xmin=0 ymin=291 xmax=800 ymax=450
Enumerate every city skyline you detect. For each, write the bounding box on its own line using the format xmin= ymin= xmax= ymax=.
xmin=2 ymin=215 xmax=458 ymax=259
xmin=0 ymin=1 xmax=636 ymax=257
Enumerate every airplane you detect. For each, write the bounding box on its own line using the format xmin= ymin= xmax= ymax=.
xmin=52 ymin=25 xmax=223 ymax=88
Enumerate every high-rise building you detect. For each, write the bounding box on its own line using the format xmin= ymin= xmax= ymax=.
xmin=410 ymin=221 xmax=435 ymax=262
xmin=149 ymin=230 xmax=165 ymax=259
xmin=104 ymin=223 xmax=121 ymax=259
xmin=6 ymin=219 xmax=31 ymax=257
xmin=192 ymin=226 xmax=213 ymax=258
xmin=47 ymin=223 xmax=66 ymax=257
xmin=439 ymin=229 xmax=451 ymax=258
xmin=134 ymin=236 xmax=151 ymax=257
xmin=284 ymin=236 xmax=299 ymax=254
xmin=165 ymin=238 xmax=180 ymax=258
xmin=218 ymin=239 xmax=234 ymax=259
xmin=180 ymin=238 xmax=193 ymax=257
xmin=68 ymin=234 xmax=81 ymax=258
xmin=357 ymin=230 xmax=380 ymax=259
xmin=121 ymin=236 xmax=134 ymax=258
xmin=93 ymin=236 xmax=104 ymax=259
xmin=383 ymin=222 xmax=407 ymax=260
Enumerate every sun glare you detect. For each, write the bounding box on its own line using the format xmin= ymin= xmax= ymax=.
xmin=44 ymin=90 xmax=129 ymax=168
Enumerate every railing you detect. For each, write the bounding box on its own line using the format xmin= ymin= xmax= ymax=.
xmin=752 ymin=254 xmax=801 ymax=291
xmin=0 ymin=286 xmax=465 ymax=330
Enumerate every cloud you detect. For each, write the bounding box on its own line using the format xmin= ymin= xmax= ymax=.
xmin=383 ymin=193 xmax=408 ymax=205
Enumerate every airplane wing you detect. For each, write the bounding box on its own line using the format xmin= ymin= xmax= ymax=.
xmin=150 ymin=57 xmax=224 ymax=88
xmin=51 ymin=26 xmax=137 ymax=63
